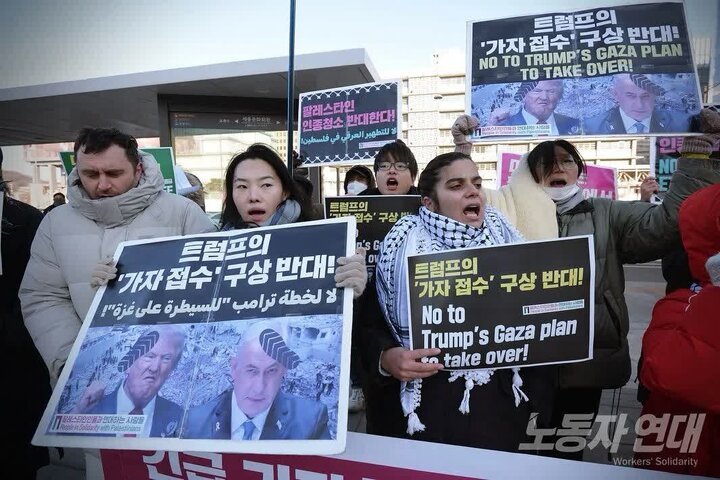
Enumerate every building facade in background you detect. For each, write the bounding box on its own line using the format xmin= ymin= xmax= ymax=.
xmin=2 ymin=38 xmax=715 ymax=209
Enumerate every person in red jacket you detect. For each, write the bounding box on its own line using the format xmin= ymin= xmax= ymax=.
xmin=637 ymin=181 xmax=720 ymax=477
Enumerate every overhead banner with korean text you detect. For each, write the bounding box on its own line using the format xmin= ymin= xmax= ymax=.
xmin=324 ymin=195 xmax=421 ymax=280
xmin=497 ymin=152 xmax=617 ymax=199
xmin=99 ymin=430 xmax=693 ymax=480
xmin=299 ymin=81 xmax=400 ymax=165
xmin=467 ymin=2 xmax=701 ymax=139
xmin=407 ymin=236 xmax=594 ymax=370
xmin=33 ymin=218 xmax=356 ymax=455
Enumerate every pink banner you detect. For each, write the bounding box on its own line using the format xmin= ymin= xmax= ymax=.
xmin=98 ymin=431 xmax=692 ymax=480
xmin=577 ymin=164 xmax=617 ymax=200
xmin=497 ymin=153 xmax=617 ymax=199
xmin=100 ymin=449 xmax=479 ymax=480
xmin=497 ymin=153 xmax=523 ymax=188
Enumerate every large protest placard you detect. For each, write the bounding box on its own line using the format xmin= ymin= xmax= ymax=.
xmin=650 ymin=135 xmax=720 ymax=197
xmin=496 ymin=152 xmax=617 ymax=199
xmin=33 ymin=218 xmax=356 ymax=455
xmin=59 ymin=147 xmax=177 ymax=193
xmin=324 ymin=195 xmax=421 ymax=280
xmin=299 ymin=81 xmax=400 ymax=165
xmin=407 ymin=236 xmax=594 ymax=370
xmin=467 ymin=2 xmax=701 ymax=139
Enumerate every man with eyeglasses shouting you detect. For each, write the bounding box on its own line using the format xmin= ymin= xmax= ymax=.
xmin=359 ymin=140 xmax=419 ymax=196
xmin=355 ymin=139 xmax=420 ymax=433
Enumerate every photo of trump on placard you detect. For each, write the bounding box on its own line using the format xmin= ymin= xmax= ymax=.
xmin=490 ymin=80 xmax=581 ymax=135
xmin=52 ymin=325 xmax=189 ymax=438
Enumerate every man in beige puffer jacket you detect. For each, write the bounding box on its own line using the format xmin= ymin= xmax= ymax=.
xmin=20 ymin=128 xmax=216 ymax=386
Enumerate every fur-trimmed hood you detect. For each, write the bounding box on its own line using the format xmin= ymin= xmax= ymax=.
xmin=484 ymin=153 xmax=558 ymax=241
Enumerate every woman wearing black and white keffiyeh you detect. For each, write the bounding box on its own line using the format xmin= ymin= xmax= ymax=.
xmin=374 ymin=151 xmax=553 ymax=450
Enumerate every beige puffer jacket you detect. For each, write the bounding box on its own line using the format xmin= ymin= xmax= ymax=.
xmin=20 ymin=152 xmax=216 ymax=383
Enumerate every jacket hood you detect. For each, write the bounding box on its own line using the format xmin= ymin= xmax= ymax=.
xmin=67 ymin=151 xmax=164 ymax=227
xmin=679 ymin=183 xmax=720 ymax=285
xmin=503 ymin=153 xmax=559 ymax=241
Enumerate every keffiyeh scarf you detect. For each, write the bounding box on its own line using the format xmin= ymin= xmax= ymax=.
xmin=376 ymin=206 xmax=529 ymax=434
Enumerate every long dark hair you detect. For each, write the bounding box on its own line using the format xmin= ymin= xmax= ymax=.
xmin=418 ymin=152 xmax=473 ymax=203
xmin=526 ymin=140 xmax=585 ymax=183
xmin=220 ymin=144 xmax=315 ymax=229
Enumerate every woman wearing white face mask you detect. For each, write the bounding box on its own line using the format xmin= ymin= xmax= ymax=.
xmin=343 ymin=165 xmax=375 ymax=196
xmin=450 ymin=110 xmax=720 ymax=461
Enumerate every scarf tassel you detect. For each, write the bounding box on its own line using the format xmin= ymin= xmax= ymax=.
xmin=459 ymin=378 xmax=474 ymax=414
xmin=406 ymin=411 xmax=426 ymax=435
xmin=402 ymin=379 xmax=426 ymax=436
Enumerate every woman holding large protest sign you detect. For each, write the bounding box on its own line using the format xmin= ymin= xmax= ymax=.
xmin=219 ymin=144 xmax=316 ymax=229
xmin=219 ymin=143 xmax=367 ymax=297
xmin=368 ymin=151 xmax=554 ymax=450
xmin=451 ymin=108 xmax=720 ymax=460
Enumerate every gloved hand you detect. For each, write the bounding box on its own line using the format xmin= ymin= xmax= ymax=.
xmin=706 ymin=252 xmax=720 ymax=287
xmin=335 ymin=248 xmax=368 ymax=299
xmin=90 ymin=256 xmax=117 ymax=288
xmin=451 ymin=114 xmax=479 ymax=155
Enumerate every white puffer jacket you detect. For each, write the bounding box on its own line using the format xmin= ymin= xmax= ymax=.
xmin=20 ymin=152 xmax=216 ymax=383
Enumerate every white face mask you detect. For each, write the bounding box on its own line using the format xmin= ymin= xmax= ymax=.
xmin=542 ymin=183 xmax=580 ymax=202
xmin=346 ymin=181 xmax=368 ymax=196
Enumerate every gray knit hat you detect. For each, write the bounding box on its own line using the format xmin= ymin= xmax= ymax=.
xmin=681 ymin=108 xmax=720 ymax=156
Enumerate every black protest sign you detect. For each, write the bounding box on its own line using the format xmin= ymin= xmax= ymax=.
xmin=407 ymin=236 xmax=593 ymax=370
xmin=93 ymin=220 xmax=350 ymax=327
xmin=35 ymin=218 xmax=354 ymax=455
xmin=467 ymin=3 xmax=702 ymax=139
xmin=470 ymin=3 xmax=693 ymax=85
xmin=325 ymin=195 xmax=421 ymax=280
xmin=299 ymin=81 xmax=400 ymax=165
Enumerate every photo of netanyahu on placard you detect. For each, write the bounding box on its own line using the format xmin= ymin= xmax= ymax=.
xmin=182 ymin=320 xmax=331 ymax=440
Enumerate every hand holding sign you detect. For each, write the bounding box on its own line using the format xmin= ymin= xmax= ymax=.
xmin=380 ymin=347 xmax=443 ymax=382
xmin=639 ymin=176 xmax=659 ymax=202
xmin=90 ymin=256 xmax=117 ymax=289
xmin=335 ymin=247 xmax=368 ymax=299
xmin=451 ymin=115 xmax=479 ymax=155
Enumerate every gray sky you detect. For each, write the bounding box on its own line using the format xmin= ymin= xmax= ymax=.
xmin=0 ymin=0 xmax=717 ymax=89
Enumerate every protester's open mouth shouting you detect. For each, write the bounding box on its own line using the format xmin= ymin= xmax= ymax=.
xmin=247 ymin=207 xmax=267 ymax=223
xmin=384 ymin=176 xmax=400 ymax=192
